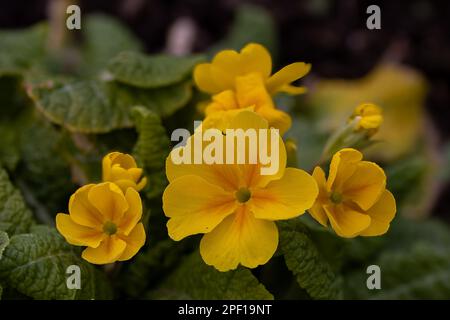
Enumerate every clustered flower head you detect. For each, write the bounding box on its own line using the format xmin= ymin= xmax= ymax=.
xmin=194 ymin=43 xmax=311 ymax=134
xmin=56 ymin=152 xmax=147 ymax=264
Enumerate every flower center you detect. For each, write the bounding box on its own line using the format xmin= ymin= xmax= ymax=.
xmin=103 ymin=221 xmax=117 ymax=235
xmin=330 ymin=191 xmax=343 ymax=204
xmin=235 ymin=187 xmax=251 ymax=203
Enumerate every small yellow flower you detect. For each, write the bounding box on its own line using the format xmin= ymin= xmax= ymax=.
xmin=349 ymin=103 xmax=383 ymax=131
xmin=163 ymin=111 xmax=318 ymax=271
xmin=56 ymin=182 xmax=146 ymax=264
xmin=194 ymin=43 xmax=310 ymax=96
xmin=102 ymin=152 xmax=147 ymax=192
xmin=203 ymin=73 xmax=292 ymax=134
xmin=309 ymin=148 xmax=396 ymax=238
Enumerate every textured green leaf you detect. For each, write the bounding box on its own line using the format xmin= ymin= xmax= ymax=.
xmin=345 ymin=243 xmax=450 ymax=299
xmin=149 ymin=251 xmax=273 ymax=300
xmin=26 ymin=76 xmax=192 ymax=133
xmin=17 ymin=111 xmax=75 ymax=219
xmin=0 ymin=226 xmax=113 ymax=300
xmin=0 ymin=231 xmax=9 ymax=260
xmin=210 ymin=4 xmax=277 ymax=57
xmin=0 ymin=168 xmax=36 ymax=235
xmin=108 ymin=51 xmax=204 ymax=88
xmin=81 ymin=14 xmax=142 ymax=75
xmin=278 ymin=219 xmax=342 ymax=299
xmin=132 ymin=107 xmax=170 ymax=198
xmin=0 ymin=23 xmax=47 ymax=76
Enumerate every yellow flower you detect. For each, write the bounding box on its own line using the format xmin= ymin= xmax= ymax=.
xmin=163 ymin=111 xmax=318 ymax=271
xmin=349 ymin=103 xmax=383 ymax=131
xmin=56 ymin=182 xmax=146 ymax=264
xmin=203 ymin=73 xmax=292 ymax=134
xmin=309 ymin=148 xmax=396 ymax=238
xmin=194 ymin=43 xmax=311 ymax=96
xmin=102 ymin=152 xmax=147 ymax=192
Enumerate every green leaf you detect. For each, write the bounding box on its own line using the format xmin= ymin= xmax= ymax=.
xmin=26 ymin=76 xmax=192 ymax=133
xmin=345 ymin=243 xmax=450 ymax=299
xmin=132 ymin=107 xmax=170 ymax=198
xmin=0 ymin=168 xmax=36 ymax=235
xmin=149 ymin=251 xmax=273 ymax=300
xmin=210 ymin=4 xmax=277 ymax=58
xmin=81 ymin=14 xmax=142 ymax=75
xmin=108 ymin=51 xmax=204 ymax=88
xmin=0 ymin=226 xmax=113 ymax=300
xmin=0 ymin=23 xmax=47 ymax=76
xmin=0 ymin=231 xmax=9 ymax=260
xmin=278 ymin=219 xmax=342 ymax=299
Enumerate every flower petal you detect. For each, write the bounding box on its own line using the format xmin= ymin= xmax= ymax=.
xmin=308 ymin=167 xmax=329 ymax=226
xmin=235 ymin=73 xmax=274 ymax=111
xmin=324 ymin=204 xmax=371 ymax=238
xmin=266 ymin=62 xmax=311 ymax=95
xmin=56 ymin=213 xmax=104 ymax=247
xmin=251 ymin=168 xmax=318 ymax=220
xmin=327 ymin=148 xmax=363 ymax=191
xmin=163 ymin=175 xmax=237 ymax=241
xmin=200 ymin=206 xmax=278 ymax=271
xmin=342 ymin=161 xmax=386 ymax=210
xmin=69 ymin=184 xmax=104 ymax=228
xmin=118 ymin=223 xmax=146 ymax=261
xmin=118 ymin=188 xmax=143 ymax=235
xmin=88 ymin=182 xmax=129 ymax=223
xmin=82 ymin=236 xmax=127 ymax=265
xmin=360 ymin=190 xmax=396 ymax=236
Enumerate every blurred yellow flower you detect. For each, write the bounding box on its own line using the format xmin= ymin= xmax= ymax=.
xmin=349 ymin=103 xmax=383 ymax=131
xmin=309 ymin=148 xmax=396 ymax=238
xmin=163 ymin=111 xmax=318 ymax=271
xmin=56 ymin=182 xmax=146 ymax=264
xmin=309 ymin=63 xmax=427 ymax=161
xmin=203 ymin=73 xmax=292 ymax=134
xmin=194 ymin=43 xmax=310 ymax=96
xmin=102 ymin=152 xmax=147 ymax=192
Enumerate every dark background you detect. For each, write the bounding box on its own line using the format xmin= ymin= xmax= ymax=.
xmin=1 ymin=0 xmax=449 ymax=213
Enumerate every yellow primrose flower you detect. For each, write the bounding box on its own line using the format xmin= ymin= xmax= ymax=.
xmin=163 ymin=111 xmax=318 ymax=271
xmin=349 ymin=103 xmax=383 ymax=131
xmin=194 ymin=43 xmax=311 ymax=96
xmin=309 ymin=148 xmax=396 ymax=238
xmin=56 ymin=182 xmax=146 ymax=264
xmin=102 ymin=152 xmax=147 ymax=192
xmin=202 ymin=72 xmax=292 ymax=134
